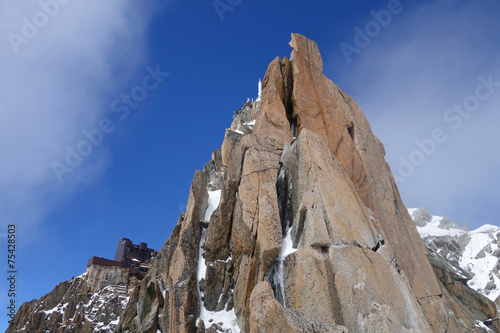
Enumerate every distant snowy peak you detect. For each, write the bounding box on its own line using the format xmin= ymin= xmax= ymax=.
xmin=408 ymin=207 xmax=465 ymax=238
xmin=408 ymin=207 xmax=500 ymax=242
xmin=409 ymin=207 xmax=500 ymax=303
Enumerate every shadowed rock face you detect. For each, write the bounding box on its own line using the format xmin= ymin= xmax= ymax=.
xmin=8 ymin=34 xmax=496 ymax=333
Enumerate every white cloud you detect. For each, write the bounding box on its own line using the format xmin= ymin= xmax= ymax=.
xmin=330 ymin=0 xmax=500 ymax=227
xmin=0 ymin=0 xmax=157 ymax=239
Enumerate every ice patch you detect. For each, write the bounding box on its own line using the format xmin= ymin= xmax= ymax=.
xmin=278 ymin=168 xmax=285 ymax=181
xmin=273 ymin=227 xmax=297 ymax=307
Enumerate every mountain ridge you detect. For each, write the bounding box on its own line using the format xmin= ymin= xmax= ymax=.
xmin=7 ymin=34 xmax=499 ymax=333
xmin=409 ymin=207 xmax=500 ymax=305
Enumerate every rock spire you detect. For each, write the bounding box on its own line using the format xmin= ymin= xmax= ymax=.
xmin=7 ymin=34 xmax=497 ymax=333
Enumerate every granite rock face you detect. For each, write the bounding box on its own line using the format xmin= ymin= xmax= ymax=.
xmin=249 ymin=281 xmax=348 ymax=333
xmin=8 ymin=34 xmax=497 ymax=333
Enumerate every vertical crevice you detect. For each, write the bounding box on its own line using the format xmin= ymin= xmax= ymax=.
xmin=276 ymin=164 xmax=290 ymax=234
xmin=322 ymin=205 xmax=334 ymax=242
xmin=325 ymin=268 xmax=345 ymax=327
xmin=280 ymin=58 xmax=295 ymax=137
xmin=347 ymin=123 xmax=354 ymax=141
xmin=294 ymin=208 xmax=307 ymax=248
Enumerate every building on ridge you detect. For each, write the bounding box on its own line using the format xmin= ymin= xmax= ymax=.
xmin=86 ymin=238 xmax=158 ymax=283
xmin=114 ymin=237 xmax=158 ymax=267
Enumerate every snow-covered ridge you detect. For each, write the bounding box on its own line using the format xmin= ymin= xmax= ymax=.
xmin=409 ymin=207 xmax=500 ymax=303
xmin=408 ymin=207 xmax=465 ymax=238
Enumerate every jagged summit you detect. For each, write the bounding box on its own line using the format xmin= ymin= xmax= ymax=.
xmin=7 ymin=34 xmax=498 ymax=333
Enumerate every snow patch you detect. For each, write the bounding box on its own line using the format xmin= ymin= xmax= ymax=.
xmin=44 ymin=303 xmax=67 ymax=315
xmin=205 ymin=190 xmax=222 ymax=221
xmin=475 ymin=320 xmax=494 ymax=332
xmin=198 ymin=229 xmax=208 ymax=283
xmin=280 ymin=229 xmax=297 ymax=258
xmin=199 ymin=306 xmax=240 ymax=333
xmin=243 ymin=120 xmax=256 ymax=130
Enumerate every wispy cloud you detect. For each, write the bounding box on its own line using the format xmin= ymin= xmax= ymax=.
xmin=330 ymin=0 xmax=500 ymax=226
xmin=0 ymin=0 xmax=158 ymax=240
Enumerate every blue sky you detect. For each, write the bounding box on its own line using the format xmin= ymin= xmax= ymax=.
xmin=1 ymin=0 xmax=499 ymax=329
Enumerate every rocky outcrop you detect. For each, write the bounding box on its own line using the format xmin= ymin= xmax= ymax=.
xmin=9 ymin=34 xmax=496 ymax=333
xmin=86 ymin=264 xmax=130 ymax=293
xmin=6 ymin=273 xmax=130 ymax=333
xmin=413 ymin=207 xmax=433 ymax=227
